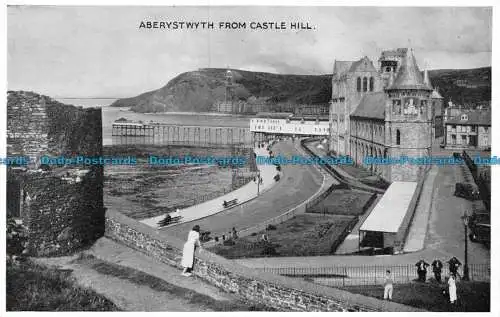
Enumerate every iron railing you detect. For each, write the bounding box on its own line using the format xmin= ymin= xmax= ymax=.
xmin=259 ymin=263 xmax=490 ymax=287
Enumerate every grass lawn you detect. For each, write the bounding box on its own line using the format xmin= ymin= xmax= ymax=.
xmin=339 ymin=164 xmax=373 ymax=179
xmin=308 ymin=189 xmax=374 ymax=216
xmin=210 ymin=214 xmax=355 ymax=258
xmin=342 ymin=281 xmax=490 ymax=312
xmin=6 ymin=259 xmax=120 ymax=311
xmin=75 ymin=254 xmax=275 ymax=311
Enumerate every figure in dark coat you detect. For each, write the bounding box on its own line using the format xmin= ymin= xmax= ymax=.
xmin=415 ymin=260 xmax=430 ymax=282
xmin=432 ymin=259 xmax=444 ymax=283
xmin=448 ymin=257 xmax=462 ymax=278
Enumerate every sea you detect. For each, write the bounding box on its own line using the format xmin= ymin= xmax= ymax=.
xmin=55 ymin=98 xmax=252 ymax=146
xmin=55 ymin=98 xmax=255 ymax=219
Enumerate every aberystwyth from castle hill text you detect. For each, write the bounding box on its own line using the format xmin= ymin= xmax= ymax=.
xmin=138 ymin=20 xmax=315 ymax=30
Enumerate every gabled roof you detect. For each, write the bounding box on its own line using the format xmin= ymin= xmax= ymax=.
xmin=388 ymin=49 xmax=432 ymax=91
xmin=333 ymin=61 xmax=354 ymax=79
xmin=350 ymin=92 xmax=386 ymax=120
xmin=349 ymin=57 xmax=377 ymax=73
xmin=445 ymin=109 xmax=491 ymax=126
xmin=431 ymin=89 xmax=443 ymax=99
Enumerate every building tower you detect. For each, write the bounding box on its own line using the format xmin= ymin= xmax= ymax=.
xmin=384 ymin=49 xmax=433 ymax=182
xmin=224 ymin=69 xmax=236 ymax=113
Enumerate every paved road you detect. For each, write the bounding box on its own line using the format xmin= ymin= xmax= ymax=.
xmin=163 ymin=139 xmax=324 ymax=241
xmin=140 ymin=145 xmax=278 ymax=227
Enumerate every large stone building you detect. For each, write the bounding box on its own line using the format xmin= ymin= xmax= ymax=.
xmin=329 ymin=48 xmax=442 ymax=182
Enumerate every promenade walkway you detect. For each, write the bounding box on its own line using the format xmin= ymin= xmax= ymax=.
xmin=162 ymin=139 xmax=327 ymax=241
xmin=403 ymin=166 xmax=439 ymax=252
xmin=140 ymin=144 xmax=278 ymax=228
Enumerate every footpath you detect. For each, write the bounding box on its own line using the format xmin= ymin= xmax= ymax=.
xmin=34 ymin=238 xmax=248 ymax=312
xmin=140 ymin=144 xmax=279 ymax=228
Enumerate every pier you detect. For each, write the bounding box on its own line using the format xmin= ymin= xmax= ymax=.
xmin=112 ymin=122 xmax=255 ymax=147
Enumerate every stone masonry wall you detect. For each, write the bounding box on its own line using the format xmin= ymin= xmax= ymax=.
xmin=7 ymin=91 xmax=104 ymax=256
xmin=105 ymin=209 xmax=422 ymax=312
xmin=21 ymin=168 xmax=104 ymax=256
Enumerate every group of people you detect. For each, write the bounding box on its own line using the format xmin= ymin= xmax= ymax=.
xmin=384 ymin=257 xmax=463 ymax=304
xmin=415 ymin=257 xmax=462 ymax=283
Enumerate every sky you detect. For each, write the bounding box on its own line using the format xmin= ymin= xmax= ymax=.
xmin=7 ymin=6 xmax=492 ymax=98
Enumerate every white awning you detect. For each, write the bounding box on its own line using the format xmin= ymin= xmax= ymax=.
xmin=359 ymin=181 xmax=418 ymax=233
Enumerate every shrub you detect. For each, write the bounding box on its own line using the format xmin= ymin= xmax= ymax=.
xmin=223 ymin=238 xmax=236 ymax=246
xmin=7 ymin=217 xmax=28 ymax=258
xmin=200 ymin=231 xmax=212 ymax=242
xmin=261 ymin=244 xmax=278 ymax=256
xmin=266 ymin=224 xmax=277 ymax=231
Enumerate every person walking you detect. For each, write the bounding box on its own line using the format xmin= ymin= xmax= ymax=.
xmin=448 ymin=274 xmax=457 ymax=304
xmin=383 ymin=270 xmax=393 ymax=300
xmin=432 ymin=259 xmax=444 ymax=283
xmin=181 ymin=225 xmax=202 ymax=277
xmin=448 ymin=257 xmax=462 ymax=279
xmin=415 ymin=259 xmax=430 ymax=282
xmin=231 ymin=227 xmax=238 ymax=240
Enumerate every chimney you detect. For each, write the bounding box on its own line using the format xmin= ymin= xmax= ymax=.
xmin=423 ymin=69 xmax=432 ymax=89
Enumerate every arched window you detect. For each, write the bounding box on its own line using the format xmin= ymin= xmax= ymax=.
xmin=363 ymin=77 xmax=367 ymax=92
xmin=369 ymin=77 xmax=374 ymax=91
xmin=396 ymin=129 xmax=401 ymax=145
xmin=357 ymin=77 xmax=361 ymax=92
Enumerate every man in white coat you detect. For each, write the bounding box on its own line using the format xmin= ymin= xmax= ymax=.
xmin=181 ymin=225 xmax=202 ymax=277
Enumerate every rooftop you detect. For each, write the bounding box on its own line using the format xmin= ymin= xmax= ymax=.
xmin=350 ymin=92 xmax=386 ymax=120
xmin=360 ymin=181 xmax=418 ymax=233
xmin=445 ymin=109 xmax=491 ymax=126
xmin=388 ymin=49 xmax=433 ymax=91
xmin=333 ymin=61 xmax=354 ymax=79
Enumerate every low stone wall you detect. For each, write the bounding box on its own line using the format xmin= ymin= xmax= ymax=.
xmin=104 ymin=209 xmax=422 ymax=312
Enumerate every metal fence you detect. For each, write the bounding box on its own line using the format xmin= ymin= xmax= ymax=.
xmin=462 ymin=150 xmax=490 ymax=210
xmin=259 ymin=263 xmax=490 ymax=287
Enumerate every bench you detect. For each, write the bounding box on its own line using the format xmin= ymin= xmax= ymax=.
xmin=223 ymin=199 xmax=238 ymax=208
xmin=157 ymin=215 xmax=182 ymax=227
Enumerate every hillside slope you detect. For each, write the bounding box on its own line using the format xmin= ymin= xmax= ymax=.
xmin=110 ymin=68 xmax=331 ymax=113
xmin=111 ymin=67 xmax=491 ymax=113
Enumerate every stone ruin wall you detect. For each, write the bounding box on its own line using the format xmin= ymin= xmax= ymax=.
xmin=7 ymin=91 xmax=104 ymax=256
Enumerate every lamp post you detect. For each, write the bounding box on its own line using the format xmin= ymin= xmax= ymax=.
xmin=257 ymin=171 xmax=261 ymax=196
xmin=461 ymin=212 xmax=470 ymax=281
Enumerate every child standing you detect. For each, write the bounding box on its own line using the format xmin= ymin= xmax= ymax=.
xmin=384 ymin=270 xmax=394 ymax=300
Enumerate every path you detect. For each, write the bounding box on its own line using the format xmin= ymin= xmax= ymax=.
xmin=403 ymin=166 xmax=439 ymax=252
xmin=34 ymin=238 xmax=240 ymax=312
xmin=162 ymin=139 xmax=326 ymax=240
xmin=140 ymin=144 xmax=278 ymax=228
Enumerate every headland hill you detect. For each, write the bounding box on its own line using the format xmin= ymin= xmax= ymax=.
xmin=110 ymin=67 xmax=491 ymax=113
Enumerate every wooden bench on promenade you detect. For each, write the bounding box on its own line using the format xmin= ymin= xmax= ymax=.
xmin=223 ymin=199 xmax=238 ymax=208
